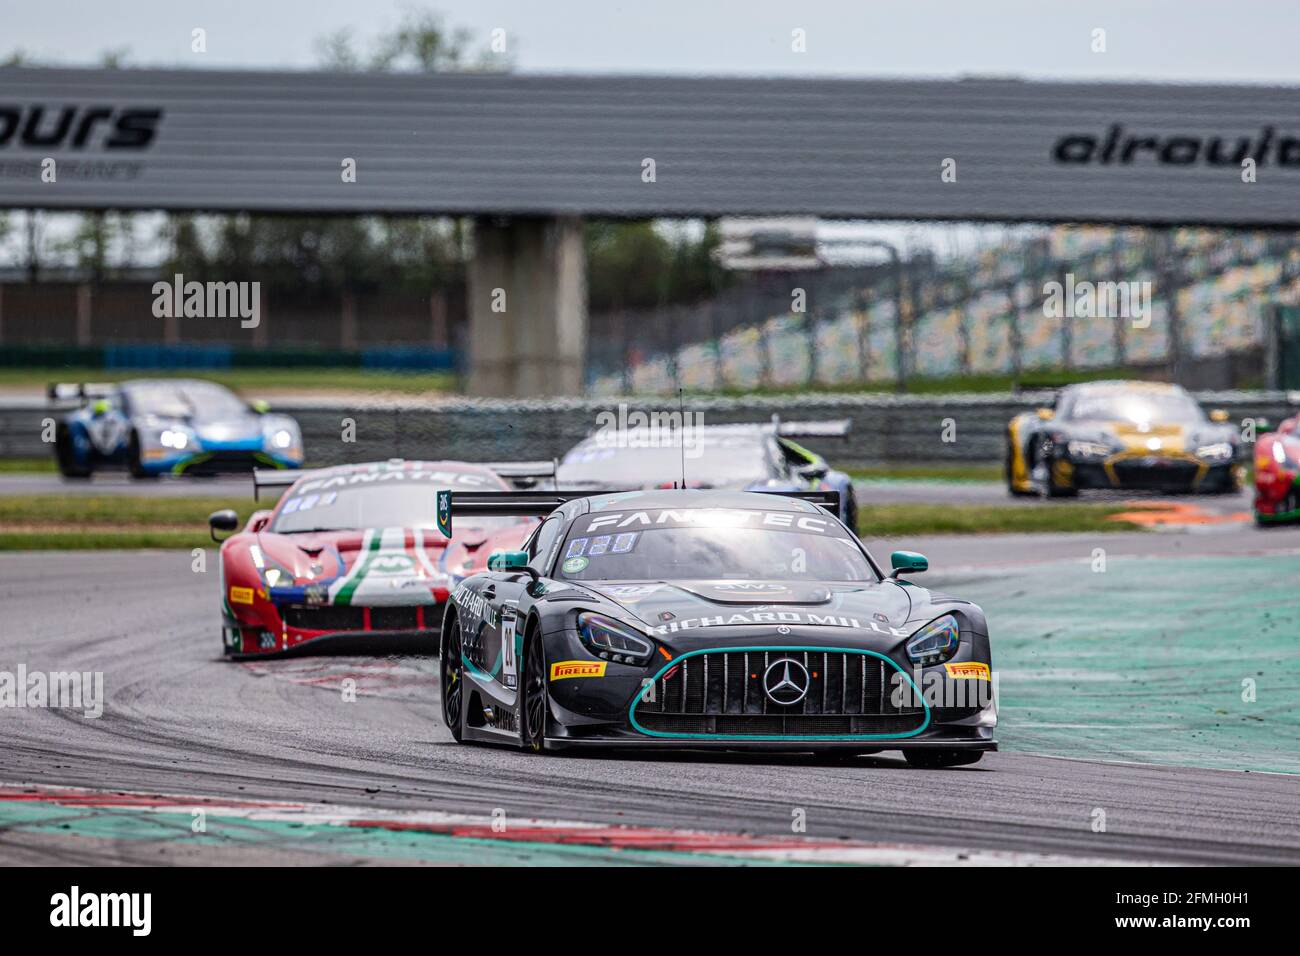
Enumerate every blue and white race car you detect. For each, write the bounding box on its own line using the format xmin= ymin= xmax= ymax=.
xmin=51 ymin=379 xmax=304 ymax=478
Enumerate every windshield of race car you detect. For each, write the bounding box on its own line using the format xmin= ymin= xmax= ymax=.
xmin=559 ymin=435 xmax=770 ymax=485
xmin=271 ymin=469 xmax=517 ymax=535
xmin=123 ymin=381 xmax=250 ymax=422
xmin=555 ymin=507 xmax=874 ymax=582
xmin=1063 ymin=389 xmax=1204 ymax=424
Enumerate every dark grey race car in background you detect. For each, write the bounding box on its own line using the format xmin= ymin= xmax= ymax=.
xmin=556 ymin=418 xmax=859 ymax=528
xmin=437 ymin=488 xmax=996 ymax=768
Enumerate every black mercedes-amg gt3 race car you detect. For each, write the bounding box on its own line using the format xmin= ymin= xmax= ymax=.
xmin=436 ymin=488 xmax=996 ymax=768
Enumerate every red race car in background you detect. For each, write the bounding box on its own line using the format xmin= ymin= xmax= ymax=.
xmin=209 ymin=459 xmax=550 ymax=657
xmin=1254 ymin=415 xmax=1300 ymax=525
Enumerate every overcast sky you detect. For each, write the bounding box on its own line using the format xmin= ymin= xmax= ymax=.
xmin=5 ymin=0 xmax=1300 ymax=84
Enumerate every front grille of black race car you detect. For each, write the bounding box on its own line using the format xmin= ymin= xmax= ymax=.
xmin=281 ymin=604 xmax=433 ymax=632
xmin=632 ymin=649 xmax=926 ymax=737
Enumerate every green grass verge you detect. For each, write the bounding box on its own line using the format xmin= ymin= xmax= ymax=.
xmin=856 ymin=502 xmax=1149 ymax=536
xmin=0 ymin=530 xmax=220 ymax=550
xmin=0 ymin=495 xmax=256 ymax=525
xmin=0 ymin=367 xmax=458 ymax=396
xmin=848 ymin=463 xmax=1002 ymax=482
xmin=0 ymin=457 xmax=57 ymax=473
xmin=0 ymin=494 xmax=256 ymax=550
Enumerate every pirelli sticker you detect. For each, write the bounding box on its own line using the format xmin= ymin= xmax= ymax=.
xmin=229 ymin=586 xmax=255 ymax=605
xmin=550 ymin=660 xmax=607 ymax=681
xmin=944 ymin=661 xmax=990 ymax=680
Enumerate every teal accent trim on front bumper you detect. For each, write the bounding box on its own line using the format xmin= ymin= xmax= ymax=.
xmin=628 ymin=645 xmax=931 ymax=741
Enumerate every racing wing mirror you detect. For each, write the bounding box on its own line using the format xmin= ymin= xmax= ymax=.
xmin=797 ymin=461 xmax=830 ymax=481
xmin=208 ymin=509 xmax=240 ymax=542
xmin=488 ymin=549 xmax=540 ymax=584
xmin=889 ymin=550 xmax=929 ymax=579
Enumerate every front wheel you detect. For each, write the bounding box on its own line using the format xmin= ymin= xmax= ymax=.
xmin=1044 ymin=460 xmax=1078 ymax=498
xmin=440 ymin=617 xmax=464 ymax=742
xmin=1005 ymin=443 xmax=1034 ymax=497
xmin=127 ymin=432 xmax=158 ymax=479
xmin=520 ymin=631 xmax=548 ymax=753
xmin=55 ymin=425 xmax=92 ymax=478
xmin=903 ymin=749 xmax=984 ymax=769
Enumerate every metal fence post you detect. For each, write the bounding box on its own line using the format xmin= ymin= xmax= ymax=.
xmin=855 ymin=288 xmax=870 ymax=384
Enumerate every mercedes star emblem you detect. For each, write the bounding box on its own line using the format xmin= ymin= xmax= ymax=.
xmin=762 ymin=658 xmax=810 ymax=706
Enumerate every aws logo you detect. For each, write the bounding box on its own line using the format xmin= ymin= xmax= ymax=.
xmin=0 ymin=105 xmax=163 ymax=150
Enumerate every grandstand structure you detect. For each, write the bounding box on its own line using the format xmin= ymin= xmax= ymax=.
xmin=587 ymin=226 xmax=1300 ymax=394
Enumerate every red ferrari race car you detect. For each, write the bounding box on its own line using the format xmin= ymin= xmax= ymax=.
xmin=1254 ymin=414 xmax=1300 ymax=525
xmin=209 ymin=459 xmax=549 ymax=657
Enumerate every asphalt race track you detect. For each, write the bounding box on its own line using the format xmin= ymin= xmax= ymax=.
xmin=1 ymin=544 xmax=1297 ymax=866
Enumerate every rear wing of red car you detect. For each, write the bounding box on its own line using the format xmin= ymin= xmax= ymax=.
xmin=252 ymin=467 xmax=322 ymax=501
xmin=251 ymin=459 xmax=561 ymax=501
xmin=435 ymin=488 xmax=842 ymax=538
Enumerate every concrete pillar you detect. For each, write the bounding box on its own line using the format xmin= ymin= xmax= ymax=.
xmin=430 ymin=292 xmax=448 ymax=349
xmin=467 ymin=216 xmax=586 ymax=397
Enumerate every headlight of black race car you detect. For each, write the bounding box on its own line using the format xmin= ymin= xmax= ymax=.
xmin=577 ymin=612 xmax=655 ymax=665
xmin=905 ymin=614 xmax=961 ymax=666
xmin=1066 ymin=439 xmax=1112 ymax=460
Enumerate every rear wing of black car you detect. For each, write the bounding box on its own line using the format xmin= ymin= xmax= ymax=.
xmin=46 ymin=382 xmax=117 ymax=408
xmin=435 ymin=488 xmax=841 ymax=537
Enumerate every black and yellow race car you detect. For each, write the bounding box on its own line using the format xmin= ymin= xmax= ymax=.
xmin=1005 ymin=381 xmax=1242 ymax=497
xmin=435 ymin=488 xmax=997 ymax=767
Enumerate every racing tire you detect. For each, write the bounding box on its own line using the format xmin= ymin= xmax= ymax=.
xmin=1005 ymin=444 xmax=1034 ymax=498
xmin=520 ymin=629 xmax=548 ymax=754
xmin=903 ymin=749 xmax=985 ymax=769
xmin=843 ymin=487 xmax=859 ymax=534
xmin=127 ymin=431 xmax=158 ymax=480
xmin=440 ymin=616 xmax=465 ymax=743
xmin=54 ymin=424 xmax=92 ymax=478
xmin=1044 ymin=461 xmax=1078 ymax=499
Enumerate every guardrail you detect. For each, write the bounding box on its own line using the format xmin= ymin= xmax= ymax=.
xmin=3 ymin=390 xmax=1296 ymax=468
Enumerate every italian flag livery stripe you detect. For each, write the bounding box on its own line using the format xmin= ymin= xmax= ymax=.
xmin=331 ymin=528 xmax=388 ymax=607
